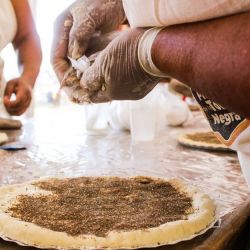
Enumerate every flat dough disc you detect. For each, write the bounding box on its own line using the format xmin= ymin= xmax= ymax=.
xmin=0 ymin=177 xmax=216 ymax=249
xmin=188 ymin=104 xmax=200 ymax=112
xmin=178 ymin=131 xmax=234 ymax=153
xmin=0 ymin=118 xmax=22 ymax=130
xmin=0 ymin=132 xmax=8 ymax=145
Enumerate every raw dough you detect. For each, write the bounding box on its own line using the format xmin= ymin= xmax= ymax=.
xmin=0 ymin=176 xmax=216 ymax=249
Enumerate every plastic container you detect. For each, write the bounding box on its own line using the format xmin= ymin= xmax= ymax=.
xmin=129 ymin=92 xmax=157 ymax=142
xmin=84 ymin=104 xmax=109 ymax=135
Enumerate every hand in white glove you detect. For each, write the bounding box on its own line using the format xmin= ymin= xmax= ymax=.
xmin=58 ymin=31 xmax=122 ymax=104
xmin=51 ymin=9 xmax=72 ymax=83
xmin=69 ymin=0 xmax=126 ymax=59
xmin=80 ymin=29 xmax=169 ymax=103
xmin=51 ymin=0 xmax=125 ymax=103
xmin=51 ymin=0 xmax=125 ymax=81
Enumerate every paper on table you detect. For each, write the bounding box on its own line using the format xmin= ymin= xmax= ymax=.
xmin=68 ymin=56 xmax=90 ymax=78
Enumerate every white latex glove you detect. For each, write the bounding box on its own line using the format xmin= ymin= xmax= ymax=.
xmin=81 ymin=29 xmax=169 ymax=103
xmin=69 ymin=0 xmax=126 ymax=59
xmin=60 ymin=32 xmax=121 ymax=104
xmin=51 ymin=1 xmax=124 ymax=81
xmin=51 ymin=0 xmax=125 ymax=103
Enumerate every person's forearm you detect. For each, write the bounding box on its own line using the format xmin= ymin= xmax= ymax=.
xmin=152 ymin=12 xmax=250 ymax=118
xmin=11 ymin=0 xmax=42 ymax=88
xmin=14 ymin=34 xmax=42 ymax=87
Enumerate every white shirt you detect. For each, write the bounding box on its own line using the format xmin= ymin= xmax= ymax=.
xmin=0 ymin=0 xmax=17 ymax=79
xmin=0 ymin=0 xmax=17 ymax=52
xmin=0 ymin=0 xmax=17 ymax=117
xmin=122 ymin=0 xmax=250 ymax=188
xmin=123 ymin=0 xmax=250 ymax=27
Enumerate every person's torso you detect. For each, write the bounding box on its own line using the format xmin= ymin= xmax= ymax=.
xmin=0 ymin=0 xmax=17 ymax=80
xmin=0 ymin=0 xmax=17 ymax=52
xmin=0 ymin=0 xmax=17 ymax=116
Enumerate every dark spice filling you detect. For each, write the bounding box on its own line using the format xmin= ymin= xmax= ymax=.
xmin=187 ymin=132 xmax=221 ymax=144
xmin=8 ymin=177 xmax=192 ymax=237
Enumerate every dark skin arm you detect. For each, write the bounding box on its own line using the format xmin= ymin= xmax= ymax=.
xmin=152 ymin=12 xmax=250 ymax=118
xmin=4 ymin=0 xmax=42 ymax=116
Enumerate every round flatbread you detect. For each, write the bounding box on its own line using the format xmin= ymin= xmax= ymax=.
xmin=0 ymin=176 xmax=216 ymax=249
xmin=0 ymin=118 xmax=22 ymax=130
xmin=0 ymin=132 xmax=8 ymax=145
xmin=178 ymin=131 xmax=234 ymax=152
xmin=188 ymin=104 xmax=200 ymax=112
